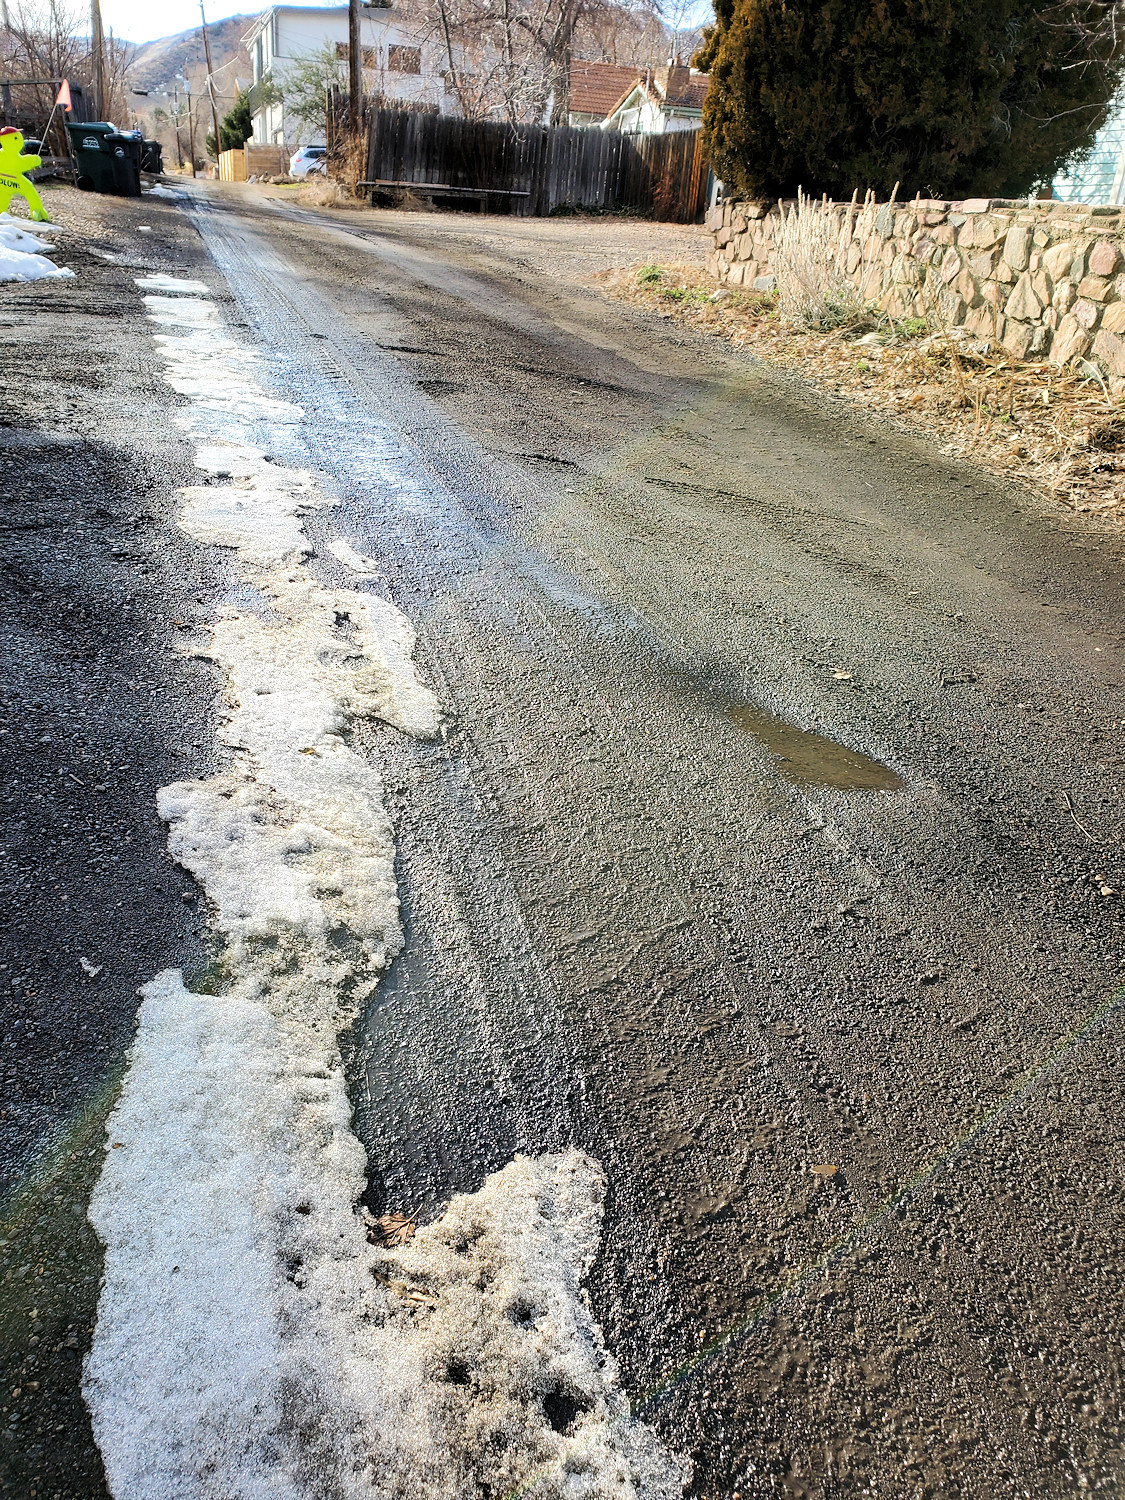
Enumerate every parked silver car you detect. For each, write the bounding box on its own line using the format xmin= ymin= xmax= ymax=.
xmin=289 ymin=145 xmax=328 ymax=180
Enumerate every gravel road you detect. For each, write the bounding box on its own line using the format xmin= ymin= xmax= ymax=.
xmin=3 ymin=180 xmax=1124 ymax=1499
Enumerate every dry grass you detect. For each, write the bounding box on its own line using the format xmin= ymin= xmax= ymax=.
xmin=773 ymin=188 xmax=888 ymax=330
xmin=296 ymin=176 xmax=363 ymax=209
xmin=298 ymin=135 xmax=370 ymax=208
xmin=595 ymin=260 xmax=1125 ymax=518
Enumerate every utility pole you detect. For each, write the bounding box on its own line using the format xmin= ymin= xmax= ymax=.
xmin=185 ymin=75 xmax=197 ymax=175
xmin=91 ymin=0 xmax=106 ymax=119
xmin=172 ymin=84 xmax=184 ymax=169
xmin=348 ymin=0 xmax=361 ymax=138
xmin=200 ymin=1 xmax=222 ymax=165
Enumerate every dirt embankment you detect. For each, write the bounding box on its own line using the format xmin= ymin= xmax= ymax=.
xmin=597 ymin=259 xmax=1125 ymax=521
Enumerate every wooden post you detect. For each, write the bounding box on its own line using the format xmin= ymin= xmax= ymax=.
xmin=348 ymin=0 xmax=361 ymax=138
xmin=91 ymin=0 xmax=106 ymax=119
xmin=200 ymin=1 xmax=222 ymax=165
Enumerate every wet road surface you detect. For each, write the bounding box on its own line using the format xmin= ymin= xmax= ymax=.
xmin=184 ymin=187 xmax=1125 ymax=1497
xmin=4 ymin=182 xmax=1125 ymax=1498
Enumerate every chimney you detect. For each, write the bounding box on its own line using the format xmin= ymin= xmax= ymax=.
xmin=655 ymin=63 xmax=690 ymax=100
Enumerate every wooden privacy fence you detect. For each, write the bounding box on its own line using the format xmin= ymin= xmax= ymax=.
xmin=359 ymin=107 xmax=710 ymax=222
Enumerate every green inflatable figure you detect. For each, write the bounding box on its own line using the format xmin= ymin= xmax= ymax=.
xmin=0 ymin=127 xmax=48 ymax=222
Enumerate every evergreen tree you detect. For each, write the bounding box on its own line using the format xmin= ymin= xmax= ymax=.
xmin=697 ymin=0 xmax=1125 ymax=201
xmin=207 ymin=91 xmax=256 ymax=158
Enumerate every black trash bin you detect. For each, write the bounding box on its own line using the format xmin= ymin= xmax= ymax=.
xmin=66 ymin=121 xmax=142 ymax=197
xmin=141 ymin=139 xmax=163 ymax=174
xmin=107 ymin=131 xmax=142 ymax=197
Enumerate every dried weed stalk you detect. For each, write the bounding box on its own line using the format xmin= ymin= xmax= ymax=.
xmin=773 ymin=188 xmax=892 ymax=332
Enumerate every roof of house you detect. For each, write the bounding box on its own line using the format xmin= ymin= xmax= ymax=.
xmin=607 ymin=65 xmax=709 ymax=118
xmin=568 ymin=61 xmax=644 ymax=117
xmin=660 ymin=71 xmax=708 ymax=111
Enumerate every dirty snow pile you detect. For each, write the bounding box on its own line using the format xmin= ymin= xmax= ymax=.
xmin=82 ymin=279 xmax=688 ymax=1500
xmin=0 ymin=211 xmax=73 ymax=281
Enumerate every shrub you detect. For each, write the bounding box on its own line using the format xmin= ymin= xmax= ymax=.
xmin=697 ymin=0 xmax=1125 ymax=201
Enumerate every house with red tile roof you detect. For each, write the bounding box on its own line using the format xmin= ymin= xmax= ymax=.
xmin=568 ymin=62 xmax=646 ymax=126
xmin=603 ymin=64 xmax=709 ymax=134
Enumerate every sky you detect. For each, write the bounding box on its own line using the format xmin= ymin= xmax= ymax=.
xmin=101 ymin=0 xmax=711 ymax=47
xmin=101 ymin=0 xmax=338 ymax=45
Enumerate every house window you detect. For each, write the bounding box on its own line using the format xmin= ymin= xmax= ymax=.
xmin=336 ymin=42 xmax=378 ymax=66
xmin=387 ymin=45 xmax=422 ymax=74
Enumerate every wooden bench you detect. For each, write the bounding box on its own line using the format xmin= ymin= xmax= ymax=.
xmin=358 ymin=179 xmax=531 ymax=209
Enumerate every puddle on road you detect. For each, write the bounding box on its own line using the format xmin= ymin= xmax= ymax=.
xmin=730 ymin=703 xmax=904 ymax=791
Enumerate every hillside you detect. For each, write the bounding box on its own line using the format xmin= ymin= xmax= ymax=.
xmin=127 ymin=14 xmax=255 ymax=96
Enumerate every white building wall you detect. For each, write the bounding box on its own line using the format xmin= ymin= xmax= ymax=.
xmin=246 ymin=5 xmax=453 ymax=147
xmin=602 ymin=87 xmax=701 ymax=136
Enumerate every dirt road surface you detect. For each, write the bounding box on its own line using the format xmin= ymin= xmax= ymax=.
xmin=2 ymin=181 xmax=1124 ymax=1499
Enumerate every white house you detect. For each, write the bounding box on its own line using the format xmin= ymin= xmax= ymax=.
xmin=1053 ymin=90 xmax=1125 ymax=205
xmin=244 ymin=4 xmax=453 ymax=146
xmin=602 ymin=64 xmax=708 ymax=135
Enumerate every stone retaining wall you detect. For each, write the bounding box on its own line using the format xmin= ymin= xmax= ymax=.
xmin=706 ymin=196 xmax=1125 ymax=377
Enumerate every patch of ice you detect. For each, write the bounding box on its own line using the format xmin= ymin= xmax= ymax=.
xmin=143 ymin=294 xmax=218 ymax=327
xmin=90 ymin=995 xmax=685 ymax=1500
xmin=144 ymin=183 xmax=184 ymax=199
xmin=85 ymin=279 xmax=687 ymax=1500
xmin=0 ymin=242 xmax=73 ymax=282
xmin=328 ymin=537 xmax=380 ymax=575
xmin=135 ymin=274 xmax=210 ymax=295
xmin=142 ymin=303 xmax=304 ymax=436
xmin=177 ymin=482 xmax=321 ymax=567
xmin=193 ymin=442 xmax=270 ymax=477
xmin=85 ymin=970 xmax=300 ymax=1500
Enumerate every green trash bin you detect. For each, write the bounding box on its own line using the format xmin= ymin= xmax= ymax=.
xmin=66 ymin=122 xmax=141 ymax=197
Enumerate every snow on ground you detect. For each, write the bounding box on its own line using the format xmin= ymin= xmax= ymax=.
xmin=0 ymin=218 xmax=54 ymax=254
xmin=83 ymin=280 xmax=688 ymax=1499
xmin=328 ymin=535 xmax=381 ymax=576
xmin=136 ymin=273 xmax=210 ymax=295
xmin=0 ymin=212 xmax=73 ymax=280
xmin=0 ymin=239 xmax=72 ymax=282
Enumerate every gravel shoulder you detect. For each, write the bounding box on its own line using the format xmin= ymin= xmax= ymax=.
xmin=0 ymin=183 xmax=225 ymax=1499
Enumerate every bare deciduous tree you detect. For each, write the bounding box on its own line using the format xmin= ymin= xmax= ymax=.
xmin=0 ymin=0 xmax=132 ymax=132
xmin=424 ymin=0 xmax=706 ymax=124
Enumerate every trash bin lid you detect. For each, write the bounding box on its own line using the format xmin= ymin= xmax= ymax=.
xmin=67 ymin=121 xmax=117 ymax=150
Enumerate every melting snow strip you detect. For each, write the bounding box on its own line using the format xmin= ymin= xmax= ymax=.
xmin=135 ymin=274 xmax=211 ymax=295
xmin=83 ymin=288 xmax=688 ymax=1499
